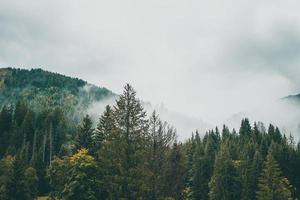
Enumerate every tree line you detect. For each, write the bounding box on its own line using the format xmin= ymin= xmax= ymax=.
xmin=0 ymin=84 xmax=300 ymax=199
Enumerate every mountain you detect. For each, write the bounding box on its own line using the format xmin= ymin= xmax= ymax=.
xmin=0 ymin=67 xmax=115 ymax=121
xmin=282 ymin=93 xmax=300 ymax=104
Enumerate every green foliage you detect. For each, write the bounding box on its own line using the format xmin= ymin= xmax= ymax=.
xmin=74 ymin=115 xmax=94 ymax=151
xmin=191 ymin=131 xmax=219 ymax=200
xmin=0 ymin=80 xmax=300 ymax=200
xmin=208 ymin=142 xmax=241 ymax=200
xmin=239 ymin=118 xmax=252 ymax=140
xmin=148 ymin=111 xmax=176 ymax=199
xmin=0 ymin=68 xmax=114 ymax=122
xmin=163 ymin=143 xmax=186 ymax=200
xmin=24 ymin=167 xmax=39 ymax=200
xmin=62 ymin=149 xmax=98 ymax=200
xmin=48 ymin=149 xmax=98 ymax=200
xmin=92 ymin=105 xmax=115 ymax=154
xmin=256 ymin=148 xmax=293 ymax=200
xmin=0 ymin=155 xmax=38 ymax=200
xmin=0 ymin=105 xmax=12 ymax=157
xmin=47 ymin=156 xmax=70 ymax=199
xmin=0 ymin=155 xmax=15 ymax=200
xmin=103 ymin=84 xmax=150 ymax=199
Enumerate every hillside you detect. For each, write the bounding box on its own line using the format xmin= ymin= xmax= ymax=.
xmin=0 ymin=68 xmax=115 ymax=120
xmin=283 ymin=93 xmax=300 ymax=103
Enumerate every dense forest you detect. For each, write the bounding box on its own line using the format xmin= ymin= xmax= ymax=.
xmin=0 ymin=69 xmax=300 ymax=199
xmin=0 ymin=68 xmax=114 ymax=122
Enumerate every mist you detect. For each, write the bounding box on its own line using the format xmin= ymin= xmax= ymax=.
xmin=1 ymin=0 xmax=300 ymax=139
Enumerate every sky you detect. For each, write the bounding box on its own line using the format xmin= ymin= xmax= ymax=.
xmin=1 ymin=0 xmax=300 ymax=138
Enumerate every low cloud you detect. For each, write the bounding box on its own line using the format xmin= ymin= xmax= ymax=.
xmin=1 ymin=0 xmax=300 ymax=138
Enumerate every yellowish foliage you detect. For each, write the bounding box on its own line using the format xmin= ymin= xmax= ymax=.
xmin=69 ymin=148 xmax=95 ymax=167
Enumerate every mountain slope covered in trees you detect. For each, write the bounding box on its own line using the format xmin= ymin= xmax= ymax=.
xmin=0 ymin=68 xmax=114 ymax=121
xmin=0 ymin=68 xmax=299 ymax=200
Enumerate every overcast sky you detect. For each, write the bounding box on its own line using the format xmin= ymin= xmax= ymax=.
xmin=1 ymin=0 xmax=300 ymax=136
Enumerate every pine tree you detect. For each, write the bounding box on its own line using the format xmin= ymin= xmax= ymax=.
xmin=48 ymin=108 xmax=67 ymax=155
xmin=99 ymin=84 xmax=149 ymax=199
xmin=268 ymin=124 xmax=282 ymax=143
xmin=249 ymin=150 xmax=263 ymax=200
xmin=252 ymin=122 xmax=260 ymax=143
xmin=14 ymin=101 xmax=28 ymax=127
xmin=114 ymin=84 xmax=149 ymax=199
xmin=240 ymin=142 xmax=259 ymax=200
xmin=192 ymin=132 xmax=219 ymax=200
xmin=221 ymin=125 xmax=230 ymax=140
xmin=0 ymin=105 xmax=12 ymax=157
xmin=21 ymin=110 xmax=35 ymax=147
xmin=148 ymin=111 xmax=175 ymax=199
xmin=239 ymin=118 xmax=252 ymax=139
xmin=191 ymin=143 xmax=206 ymax=200
xmin=164 ymin=142 xmax=186 ymax=200
xmin=185 ymin=133 xmax=196 ymax=191
xmin=10 ymin=154 xmax=27 ymax=200
xmin=75 ymin=115 xmax=94 ymax=151
xmin=93 ymin=105 xmax=115 ymax=155
xmin=208 ymin=142 xmax=241 ymax=200
xmin=256 ymin=149 xmax=293 ymax=200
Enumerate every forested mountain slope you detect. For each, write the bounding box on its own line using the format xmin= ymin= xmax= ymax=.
xmin=0 ymin=68 xmax=114 ymax=121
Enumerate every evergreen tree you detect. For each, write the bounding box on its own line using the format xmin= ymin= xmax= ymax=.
xmin=185 ymin=132 xmax=196 ymax=193
xmin=112 ymin=84 xmax=149 ymax=199
xmin=192 ymin=131 xmax=219 ymax=200
xmin=0 ymin=105 xmax=12 ymax=157
xmin=21 ymin=110 xmax=35 ymax=145
xmin=148 ymin=111 xmax=175 ymax=199
xmin=93 ymin=105 xmax=115 ymax=155
xmin=191 ymin=143 xmax=206 ymax=200
xmin=249 ymin=150 xmax=263 ymax=200
xmin=256 ymin=148 xmax=293 ymax=200
xmin=75 ymin=115 xmax=94 ymax=151
xmin=252 ymin=122 xmax=260 ymax=143
xmin=14 ymin=101 xmax=28 ymax=127
xmin=239 ymin=118 xmax=252 ymax=138
xmin=208 ymin=142 xmax=241 ymax=200
xmin=221 ymin=125 xmax=230 ymax=140
xmin=240 ymin=142 xmax=258 ymax=200
xmin=94 ymin=104 xmax=117 ymax=198
xmin=164 ymin=142 xmax=186 ymax=200
xmin=267 ymin=124 xmax=282 ymax=143
xmin=10 ymin=154 xmax=28 ymax=200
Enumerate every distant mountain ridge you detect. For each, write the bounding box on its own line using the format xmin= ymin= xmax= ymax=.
xmin=283 ymin=93 xmax=300 ymax=103
xmin=0 ymin=67 xmax=115 ymax=121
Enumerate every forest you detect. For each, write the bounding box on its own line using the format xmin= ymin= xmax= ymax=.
xmin=0 ymin=83 xmax=300 ymax=200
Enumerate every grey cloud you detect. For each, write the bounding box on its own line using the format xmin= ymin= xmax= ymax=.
xmin=1 ymin=0 xmax=300 ymax=138
xmin=229 ymin=25 xmax=300 ymax=85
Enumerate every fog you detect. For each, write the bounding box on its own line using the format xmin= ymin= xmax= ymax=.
xmin=1 ymin=0 xmax=300 ymax=139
